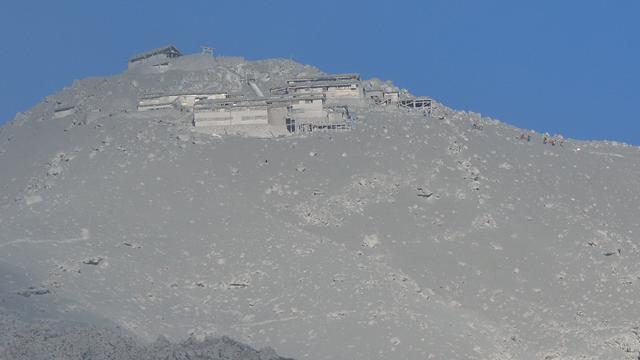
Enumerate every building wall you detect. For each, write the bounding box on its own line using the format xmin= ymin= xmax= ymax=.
xmin=128 ymin=54 xmax=169 ymax=69
xmin=268 ymin=106 xmax=288 ymax=127
xmin=231 ymin=107 xmax=269 ymax=125
xmin=194 ymin=107 xmax=269 ymax=127
xmin=365 ymin=90 xmax=383 ymax=100
xmin=177 ymin=93 xmax=228 ymax=108
xmin=194 ymin=98 xmax=349 ymax=133
xmin=383 ymin=92 xmax=399 ymax=103
xmin=327 ymin=110 xmax=348 ymax=123
xmin=138 ymin=103 xmax=175 ymax=111
xmin=139 ymin=94 xmax=229 ymax=111
xmin=288 ymin=99 xmax=325 ymax=120
xmin=138 ymin=95 xmax=179 ymax=110
xmin=194 ymin=109 xmax=232 ymax=127
xmin=325 ymin=86 xmax=361 ymax=99
xmin=291 ymin=87 xmax=324 ymax=96
xmin=291 ymin=85 xmax=362 ymax=102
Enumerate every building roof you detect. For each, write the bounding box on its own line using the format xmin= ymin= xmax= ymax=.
xmin=287 ymin=80 xmax=360 ymax=90
xmin=287 ymin=73 xmax=360 ymax=85
xmin=194 ymin=98 xmax=270 ymax=110
xmin=129 ymin=45 xmax=182 ymax=63
xmin=138 ymin=101 xmax=176 ymax=108
xmin=54 ymin=105 xmax=75 ymax=112
xmin=140 ymin=91 xmax=228 ymax=100
xmin=195 ymin=93 xmax=327 ymax=111
xmin=399 ymin=94 xmax=431 ymax=101
xmin=267 ymin=94 xmax=325 ymax=104
xmin=326 ymin=105 xmax=350 ymax=114
xmin=270 ymin=87 xmax=288 ymax=95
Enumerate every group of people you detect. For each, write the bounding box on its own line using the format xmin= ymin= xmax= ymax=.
xmin=542 ymin=134 xmax=564 ymax=146
xmin=518 ymin=132 xmax=564 ymax=146
xmin=471 ymin=122 xmax=565 ymax=147
xmin=519 ymin=133 xmax=532 ymax=142
xmin=472 ymin=123 xmax=484 ymax=130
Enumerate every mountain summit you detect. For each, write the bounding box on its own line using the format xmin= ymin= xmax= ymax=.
xmin=1 ymin=49 xmax=640 ymax=359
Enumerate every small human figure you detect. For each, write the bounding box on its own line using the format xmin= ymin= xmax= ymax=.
xmin=527 ymin=134 xmax=531 ymax=142
xmin=543 ymin=135 xmax=548 ymax=144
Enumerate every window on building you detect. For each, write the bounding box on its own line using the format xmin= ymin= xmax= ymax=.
xmin=286 ymin=118 xmax=296 ymax=133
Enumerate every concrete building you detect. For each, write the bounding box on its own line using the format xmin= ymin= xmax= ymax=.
xmin=286 ymin=73 xmax=360 ymax=86
xmin=176 ymin=92 xmax=228 ymax=108
xmin=399 ymin=97 xmax=431 ymax=109
xmin=268 ymin=94 xmax=328 ymax=133
xmin=137 ymin=94 xmax=180 ymax=111
xmin=274 ymin=95 xmax=352 ymax=133
xmin=128 ymin=45 xmax=182 ymax=68
xmin=271 ymin=74 xmax=363 ymax=102
xmin=365 ymin=88 xmax=399 ymax=105
xmin=383 ymin=90 xmax=400 ymax=103
xmin=137 ymin=92 xmax=229 ymax=111
xmin=287 ymin=81 xmax=362 ymax=100
xmin=268 ymin=94 xmax=326 ymax=121
xmin=193 ymin=98 xmax=269 ymax=127
xmin=193 ymin=93 xmax=351 ymax=134
xmin=295 ymin=106 xmax=351 ymax=133
xmin=364 ymin=88 xmax=384 ymax=102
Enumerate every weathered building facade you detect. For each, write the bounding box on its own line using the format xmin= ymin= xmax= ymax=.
xmin=137 ymin=92 xmax=229 ymax=111
xmin=193 ymin=94 xmax=351 ymax=133
xmin=271 ymin=74 xmax=363 ymax=103
xmin=193 ymin=99 xmax=269 ymax=127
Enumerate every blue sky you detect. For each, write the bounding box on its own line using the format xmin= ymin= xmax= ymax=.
xmin=1 ymin=0 xmax=638 ymax=144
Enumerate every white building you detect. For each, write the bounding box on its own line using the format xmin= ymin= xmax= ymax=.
xmin=364 ymin=88 xmax=384 ymax=102
xmin=307 ymin=106 xmax=351 ymax=132
xmin=193 ymin=94 xmax=351 ymax=134
xmin=286 ymin=73 xmax=360 ymax=86
xmin=137 ymin=92 xmax=228 ymax=111
xmin=193 ymin=98 xmax=269 ymax=127
xmin=364 ymin=87 xmax=400 ymax=105
xmin=383 ymin=90 xmax=399 ymax=103
xmin=271 ymin=74 xmax=363 ymax=102
xmin=137 ymin=94 xmax=180 ymax=111
xmin=287 ymin=81 xmax=362 ymax=100
xmin=399 ymin=97 xmax=431 ymax=109
xmin=268 ymin=94 xmax=326 ymax=121
xmin=176 ymin=92 xmax=229 ymax=108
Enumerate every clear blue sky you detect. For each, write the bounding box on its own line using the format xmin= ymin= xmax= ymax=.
xmin=1 ymin=0 xmax=638 ymax=144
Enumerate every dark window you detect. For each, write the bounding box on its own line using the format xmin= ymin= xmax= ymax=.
xmin=286 ymin=118 xmax=296 ymax=133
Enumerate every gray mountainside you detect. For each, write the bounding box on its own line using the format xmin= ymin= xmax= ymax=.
xmin=1 ymin=53 xmax=640 ymax=359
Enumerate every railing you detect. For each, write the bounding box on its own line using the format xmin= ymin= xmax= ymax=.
xmin=296 ymin=123 xmax=352 ymax=133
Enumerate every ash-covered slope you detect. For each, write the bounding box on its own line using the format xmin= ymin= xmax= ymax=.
xmin=1 ymin=55 xmax=640 ymax=360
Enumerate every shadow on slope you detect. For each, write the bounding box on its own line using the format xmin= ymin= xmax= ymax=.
xmin=0 ymin=264 xmax=292 ymax=359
